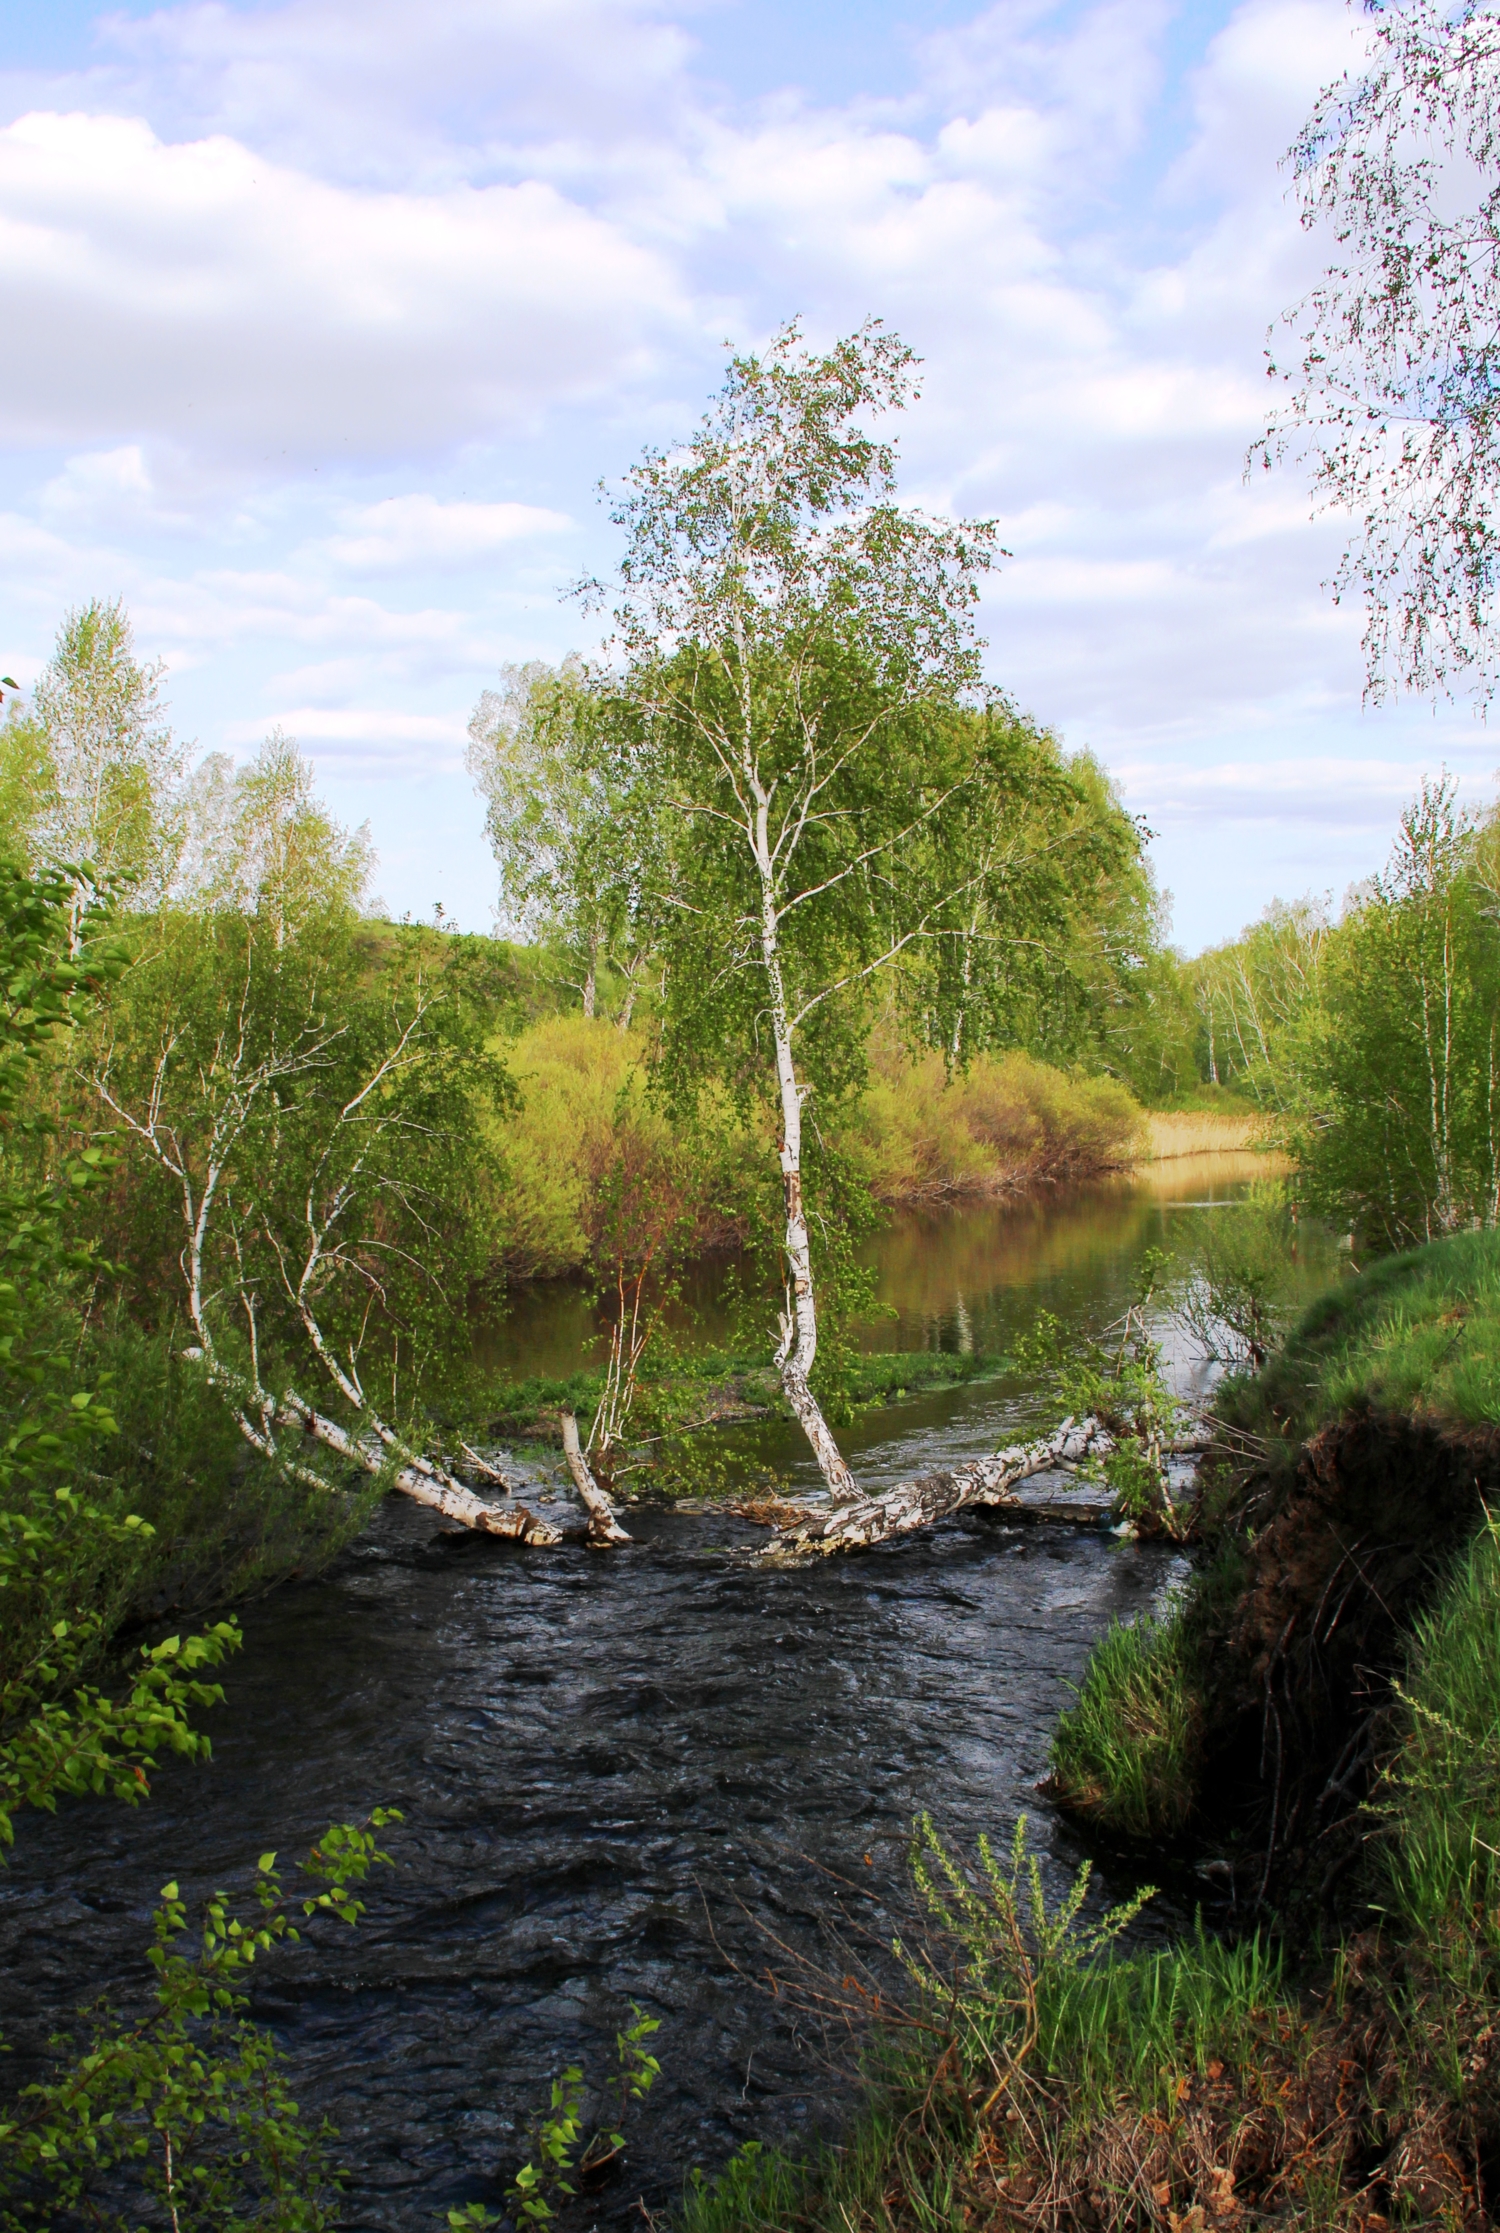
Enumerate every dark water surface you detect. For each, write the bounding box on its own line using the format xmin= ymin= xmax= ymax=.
xmin=0 ymin=1157 xmax=1323 ymax=2229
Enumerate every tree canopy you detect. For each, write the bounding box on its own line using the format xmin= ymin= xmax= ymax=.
xmin=1261 ymin=0 xmax=1500 ymax=699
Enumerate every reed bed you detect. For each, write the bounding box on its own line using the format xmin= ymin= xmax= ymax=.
xmin=1142 ymin=1108 xmax=1267 ymax=1159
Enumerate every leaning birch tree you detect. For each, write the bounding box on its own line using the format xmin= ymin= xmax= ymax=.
xmin=587 ymin=322 xmax=1130 ymax=1501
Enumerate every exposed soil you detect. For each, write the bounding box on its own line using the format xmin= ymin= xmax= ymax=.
xmin=1192 ymin=1409 xmax=1500 ymax=1925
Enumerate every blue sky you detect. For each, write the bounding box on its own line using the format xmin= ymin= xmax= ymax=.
xmin=0 ymin=0 xmax=1489 ymax=949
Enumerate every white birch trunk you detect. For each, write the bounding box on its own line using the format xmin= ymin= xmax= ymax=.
xmin=560 ymin=1410 xmax=632 ymax=1545
xmin=758 ymin=1417 xmax=1108 ymax=1560
xmin=182 ymin=1347 xmax=562 ymax=1543
xmin=753 ymin=796 xmax=860 ymax=1502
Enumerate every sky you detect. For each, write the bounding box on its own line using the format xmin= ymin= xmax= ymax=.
xmin=0 ymin=0 xmax=1491 ymax=951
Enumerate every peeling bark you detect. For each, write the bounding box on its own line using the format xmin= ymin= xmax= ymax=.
xmin=182 ymin=1348 xmax=562 ymax=1543
xmin=758 ymin=1417 xmax=1109 ymax=1561
xmin=753 ymin=788 xmax=859 ymax=1503
xmin=560 ymin=1410 xmax=633 ymax=1545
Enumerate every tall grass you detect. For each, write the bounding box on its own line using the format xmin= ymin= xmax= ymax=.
xmin=1381 ymin=1512 xmax=1500 ymax=1965
xmin=1048 ymin=1609 xmax=1203 ymax=1840
xmin=1143 ymin=1108 xmax=1267 ymax=1158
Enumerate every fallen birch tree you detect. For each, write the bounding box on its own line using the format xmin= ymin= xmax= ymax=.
xmin=86 ymin=895 xmax=573 ymax=1543
xmin=758 ymin=1416 xmax=1110 ymax=1561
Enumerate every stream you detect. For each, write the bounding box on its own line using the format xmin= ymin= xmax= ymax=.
xmin=0 ymin=1155 xmax=1331 ymax=2230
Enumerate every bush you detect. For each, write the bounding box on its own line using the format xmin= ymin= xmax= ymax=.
xmin=842 ymin=1037 xmax=1144 ymax=1203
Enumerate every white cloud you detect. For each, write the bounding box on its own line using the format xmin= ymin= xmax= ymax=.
xmin=0 ymin=108 xmax=688 ymax=457
xmin=325 ymin=494 xmax=571 ymax=571
xmin=0 ymin=0 xmax=1481 ymax=946
xmin=223 ymin=705 xmax=466 ymax=760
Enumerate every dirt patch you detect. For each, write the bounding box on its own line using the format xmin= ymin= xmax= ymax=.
xmin=1196 ymin=1409 xmax=1500 ymax=1918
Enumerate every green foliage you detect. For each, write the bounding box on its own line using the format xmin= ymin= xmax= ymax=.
xmin=0 ymin=1579 xmax=237 ymax=1854
xmin=1216 ymin=1226 xmax=1500 ymax=1447
xmin=1049 ymin=1609 xmax=1203 ymax=1840
xmin=902 ymin=1811 xmax=1155 ymax=2010
xmin=89 ymin=901 xmax=513 ymax=1417
xmin=505 ymin=2003 xmax=663 ymax=2226
xmin=176 ymin=730 xmax=374 ymax=935
xmin=1298 ymin=779 xmax=1500 ymax=1249
xmin=1378 ymin=1512 xmax=1500 ymax=1970
xmin=467 ymin=658 xmax=658 ymax=1019
xmin=1172 ymin=1180 xmax=1302 ymax=1373
xmin=1015 ymin=1251 xmax=1190 ymax=1534
xmin=0 ymin=1812 xmax=399 ymax=2231
xmin=0 ymin=601 xmax=183 ymax=904
xmin=508 ymin=2066 xmax=585 ymax=2226
xmin=1186 ymin=895 xmax=1329 ymax=1113
xmin=0 ymin=858 xmax=245 ymax=1855
xmin=69 ymin=1312 xmax=378 ymax=1617
xmin=844 ymin=1033 xmax=1144 ymax=1201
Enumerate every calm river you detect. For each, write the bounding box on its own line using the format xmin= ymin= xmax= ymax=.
xmin=0 ymin=1155 xmax=1327 ymax=2230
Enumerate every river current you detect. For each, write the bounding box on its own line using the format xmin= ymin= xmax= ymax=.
xmin=0 ymin=1155 xmax=1324 ymax=2229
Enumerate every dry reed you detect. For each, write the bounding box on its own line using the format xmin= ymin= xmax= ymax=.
xmin=1143 ymin=1110 xmax=1268 ymax=1160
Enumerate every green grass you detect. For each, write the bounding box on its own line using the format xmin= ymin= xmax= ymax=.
xmin=1219 ymin=1227 xmax=1500 ymax=1445
xmin=1048 ymin=1609 xmax=1203 ymax=1841
xmin=1380 ymin=1511 xmax=1500 ymax=1964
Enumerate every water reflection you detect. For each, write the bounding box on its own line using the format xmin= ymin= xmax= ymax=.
xmin=476 ymin=1154 xmax=1307 ymax=1386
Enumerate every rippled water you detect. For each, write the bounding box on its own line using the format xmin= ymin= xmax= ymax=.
xmin=0 ymin=1156 xmax=1322 ymax=2230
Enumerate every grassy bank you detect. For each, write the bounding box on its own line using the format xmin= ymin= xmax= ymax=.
xmin=680 ymin=1236 xmax=1500 ymax=2231
xmin=478 ymin=1346 xmax=1000 ymax=1459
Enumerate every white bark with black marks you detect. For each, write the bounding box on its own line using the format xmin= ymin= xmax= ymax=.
xmin=758 ymin=1416 xmax=1109 ymax=1561
xmin=560 ymin=1410 xmax=633 ymax=1545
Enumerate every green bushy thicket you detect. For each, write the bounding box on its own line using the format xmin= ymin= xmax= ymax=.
xmin=487 ymin=1016 xmax=1148 ymax=1281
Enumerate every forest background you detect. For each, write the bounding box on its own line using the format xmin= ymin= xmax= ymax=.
xmin=0 ymin=580 xmax=1489 ymax=1604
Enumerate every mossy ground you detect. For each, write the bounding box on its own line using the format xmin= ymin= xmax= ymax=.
xmin=477 ymin=1347 xmax=1000 ymax=1453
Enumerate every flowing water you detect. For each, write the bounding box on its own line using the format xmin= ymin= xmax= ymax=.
xmin=0 ymin=1155 xmax=1331 ymax=2230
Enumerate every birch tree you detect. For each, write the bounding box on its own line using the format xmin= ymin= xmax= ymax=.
xmin=0 ymin=601 xmax=186 ymax=927
xmin=588 ymin=322 xmax=1133 ymax=1498
xmin=1302 ymin=774 xmax=1500 ymax=1246
xmin=1260 ymin=0 xmax=1500 ymax=698
xmin=179 ymin=731 xmax=374 ymax=938
xmin=88 ymin=908 xmax=562 ymax=1543
xmin=467 ymin=660 xmax=655 ymax=1020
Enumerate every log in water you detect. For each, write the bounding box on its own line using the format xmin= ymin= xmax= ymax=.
xmin=0 ymin=1162 xmax=1327 ymax=2229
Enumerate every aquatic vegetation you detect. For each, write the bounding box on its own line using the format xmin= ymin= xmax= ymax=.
xmin=1047 ymin=1610 xmax=1203 ymax=1840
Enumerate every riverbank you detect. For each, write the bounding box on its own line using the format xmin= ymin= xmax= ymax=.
xmin=486 ymin=1019 xmax=1211 ymax=1281
xmin=684 ymin=1233 xmax=1500 ymax=2231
